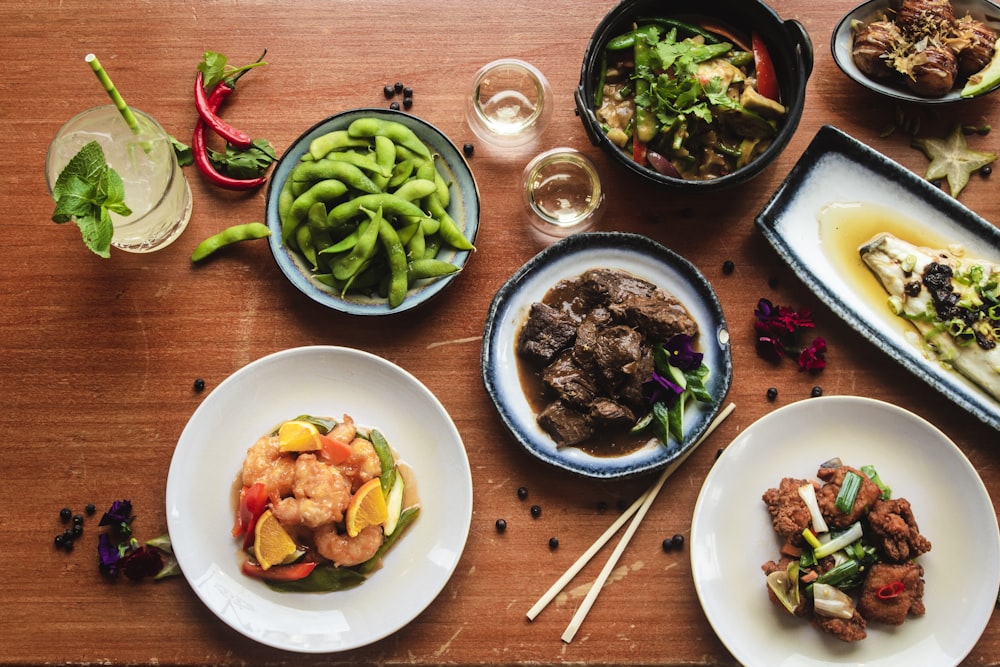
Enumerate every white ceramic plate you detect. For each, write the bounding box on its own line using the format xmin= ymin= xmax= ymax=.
xmin=481 ymin=232 xmax=732 ymax=479
xmin=831 ymin=0 xmax=1000 ymax=104
xmin=691 ymin=396 xmax=999 ymax=666
xmin=165 ymin=346 xmax=472 ymax=653
xmin=756 ymin=124 xmax=1000 ymax=431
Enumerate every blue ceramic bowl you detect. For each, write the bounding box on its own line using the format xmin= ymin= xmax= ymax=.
xmin=481 ymin=232 xmax=733 ymax=480
xmin=265 ymin=108 xmax=480 ymax=315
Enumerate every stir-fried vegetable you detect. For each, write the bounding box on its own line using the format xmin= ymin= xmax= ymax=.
xmin=594 ymin=17 xmax=787 ymax=180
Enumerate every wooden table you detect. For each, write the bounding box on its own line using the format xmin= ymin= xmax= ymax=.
xmin=2 ymin=0 xmax=998 ymax=664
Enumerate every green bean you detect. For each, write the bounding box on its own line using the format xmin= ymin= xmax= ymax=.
xmin=325 ymin=193 xmax=427 ymax=228
xmin=293 ymin=160 xmax=380 ymax=194
xmin=332 ymin=207 xmax=382 ymax=281
xmin=287 ymin=179 xmax=349 ymax=235
xmin=408 ymin=258 xmax=460 ymax=280
xmin=190 ymin=222 xmax=271 ymax=262
xmin=308 ymin=130 xmax=370 ymax=160
xmin=378 ymin=217 xmax=409 ymax=308
xmin=391 ymin=178 xmax=437 ymax=203
xmin=633 ymin=24 xmax=658 ymax=144
xmin=348 ymin=117 xmax=431 ymax=159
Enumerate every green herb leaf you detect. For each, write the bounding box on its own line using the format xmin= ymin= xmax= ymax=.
xmin=50 ymin=141 xmax=131 ymax=258
xmin=170 ymin=134 xmax=194 ymax=167
xmin=197 ymin=51 xmax=229 ymax=90
xmin=207 ymin=138 xmax=276 ymax=179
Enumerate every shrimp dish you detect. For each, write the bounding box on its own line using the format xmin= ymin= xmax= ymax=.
xmin=234 ymin=413 xmax=419 ymax=591
xmin=761 ymin=458 xmax=930 ymax=642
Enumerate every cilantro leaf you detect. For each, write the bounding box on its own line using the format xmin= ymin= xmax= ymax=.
xmin=197 ymin=51 xmax=229 ymax=90
xmin=50 ymin=140 xmax=131 ymax=258
xmin=207 ymin=138 xmax=276 ymax=179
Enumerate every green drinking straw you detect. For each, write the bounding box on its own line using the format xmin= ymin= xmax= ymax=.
xmin=85 ymin=53 xmax=141 ymax=134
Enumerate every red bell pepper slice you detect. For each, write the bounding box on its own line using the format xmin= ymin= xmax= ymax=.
xmin=232 ymin=482 xmax=268 ymax=549
xmin=752 ymin=31 xmax=780 ymax=102
xmin=241 ymin=560 xmax=318 ymax=582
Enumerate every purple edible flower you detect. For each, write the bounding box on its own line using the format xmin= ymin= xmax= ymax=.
xmin=99 ymin=499 xmax=134 ymax=529
xmin=798 ymin=337 xmax=828 ymax=372
xmin=664 ymin=333 xmax=703 ymax=371
xmin=121 ymin=547 xmax=164 ymax=581
xmin=643 ymin=371 xmax=684 ymax=408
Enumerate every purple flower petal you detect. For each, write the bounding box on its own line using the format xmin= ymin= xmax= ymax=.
xmin=665 ymin=333 xmax=703 ymax=371
xmin=99 ymin=499 xmax=133 ymax=528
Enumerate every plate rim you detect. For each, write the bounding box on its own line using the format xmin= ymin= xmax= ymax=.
xmin=755 ymin=123 xmax=1000 ymax=431
xmin=480 ymin=231 xmax=733 ymax=479
xmin=690 ymin=394 xmax=1000 ymax=666
xmin=164 ymin=344 xmax=473 ymax=653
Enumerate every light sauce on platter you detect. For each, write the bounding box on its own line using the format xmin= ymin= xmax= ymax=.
xmin=817 ymin=201 xmax=954 ymax=337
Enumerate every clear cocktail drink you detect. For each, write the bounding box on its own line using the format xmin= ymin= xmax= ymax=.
xmin=46 ymin=105 xmax=192 ymax=253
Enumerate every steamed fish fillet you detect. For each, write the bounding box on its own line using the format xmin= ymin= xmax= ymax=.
xmin=860 ymin=232 xmax=1000 ymax=401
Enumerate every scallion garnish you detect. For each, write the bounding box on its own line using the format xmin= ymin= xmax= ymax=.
xmin=861 ymin=464 xmax=892 ymax=500
xmin=835 ymin=471 xmax=862 ymax=513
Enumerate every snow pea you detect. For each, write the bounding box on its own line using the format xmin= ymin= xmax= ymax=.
xmin=190 ymin=222 xmax=271 ymax=262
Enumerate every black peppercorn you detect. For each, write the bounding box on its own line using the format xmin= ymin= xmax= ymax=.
xmin=193 ymin=378 xmax=206 ymax=392
xmin=389 ymin=101 xmax=400 ymax=111
xmin=72 ymin=513 xmax=84 ymax=526
xmin=54 ymin=534 xmax=65 ymax=549
xmin=59 ymin=507 xmax=72 ymax=523
xmin=71 ymin=523 xmax=83 ymax=537
xmin=403 ymin=96 xmax=413 ymax=109
xmin=982 ymin=165 xmax=992 ymax=177
xmin=495 ymin=518 xmax=507 ymax=533
xmin=383 ymin=84 xmax=395 ymax=98
xmin=548 ymin=537 xmax=559 ymax=549
xmin=463 ymin=143 xmax=475 ymax=157
xmin=63 ymin=539 xmax=74 ymax=553
xmin=766 ymin=387 xmax=778 ymax=401
xmin=530 ymin=504 xmax=542 ymax=518
xmin=517 ymin=486 xmax=528 ymax=500
xmin=85 ymin=503 xmax=96 ymax=516
xmin=722 ymin=260 xmax=735 ymax=275
xmin=671 ymin=534 xmax=685 ymax=549
xmin=811 ymin=386 xmax=824 ymax=397
xmin=394 ymin=82 xmax=404 ymax=94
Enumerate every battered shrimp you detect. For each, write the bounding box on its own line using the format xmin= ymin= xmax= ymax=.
xmin=241 ymin=435 xmax=295 ymax=501
xmin=341 ymin=437 xmax=383 ymax=491
xmin=314 ymin=524 xmax=384 ymax=567
xmin=328 ymin=414 xmax=357 ymax=443
xmin=272 ymin=453 xmax=352 ymax=528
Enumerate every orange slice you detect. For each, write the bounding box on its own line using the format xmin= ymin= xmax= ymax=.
xmin=278 ymin=420 xmax=322 ymax=452
xmin=253 ymin=509 xmax=300 ymax=570
xmin=345 ymin=477 xmax=388 ymax=537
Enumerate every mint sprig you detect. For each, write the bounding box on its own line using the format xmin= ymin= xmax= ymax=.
xmin=51 ymin=141 xmax=132 ymax=258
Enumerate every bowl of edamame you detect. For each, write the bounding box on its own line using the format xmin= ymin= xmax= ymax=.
xmin=266 ymin=108 xmax=480 ymax=315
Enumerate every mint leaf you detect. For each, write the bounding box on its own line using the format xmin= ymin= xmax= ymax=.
xmin=50 ymin=140 xmax=130 ymax=258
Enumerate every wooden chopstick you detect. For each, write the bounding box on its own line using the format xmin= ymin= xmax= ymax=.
xmin=543 ymin=402 xmax=735 ymax=642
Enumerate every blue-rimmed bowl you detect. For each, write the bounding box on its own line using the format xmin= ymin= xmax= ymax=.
xmin=265 ymin=108 xmax=480 ymax=315
xmin=481 ymin=232 xmax=733 ymax=480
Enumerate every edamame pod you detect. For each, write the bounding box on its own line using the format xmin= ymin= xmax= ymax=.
xmin=308 ymin=130 xmax=370 ymax=160
xmin=348 ymin=118 xmax=432 ymax=159
xmin=391 ymin=178 xmax=437 ymax=203
xmin=190 ymin=222 xmax=271 ymax=262
xmin=325 ymin=193 xmax=428 ymax=228
xmin=426 ymin=193 xmax=474 ymax=251
xmin=288 ymin=179 xmax=349 ymax=231
xmin=291 ymin=159 xmax=381 ymax=192
xmin=332 ymin=207 xmax=382 ymax=281
xmin=377 ymin=217 xmax=409 ymax=308
xmin=408 ymin=258 xmax=460 ymax=280
xmin=372 ymin=135 xmax=395 ymax=190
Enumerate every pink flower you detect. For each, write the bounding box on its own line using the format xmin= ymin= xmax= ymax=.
xmin=797 ymin=337 xmax=827 ymax=372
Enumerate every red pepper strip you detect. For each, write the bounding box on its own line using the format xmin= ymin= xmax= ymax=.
xmin=876 ymin=581 xmax=905 ymax=599
xmin=242 ymin=560 xmax=318 ymax=582
xmin=232 ymin=482 xmax=269 ymax=549
xmin=751 ymin=31 xmax=780 ymax=102
xmin=193 ymin=118 xmax=266 ymax=190
xmin=194 ymin=71 xmax=252 ymax=149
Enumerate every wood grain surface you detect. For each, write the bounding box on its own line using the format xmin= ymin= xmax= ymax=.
xmin=1 ymin=0 xmax=998 ymax=664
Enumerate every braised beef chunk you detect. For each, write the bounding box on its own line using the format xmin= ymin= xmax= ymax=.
xmin=542 ymin=351 xmax=598 ymax=408
xmin=589 ymin=398 xmax=635 ymax=427
xmin=518 ymin=302 xmax=577 ymax=365
xmin=857 ymin=562 xmax=926 ymax=625
xmin=537 ymin=400 xmax=593 ymax=447
xmin=517 ymin=268 xmax=700 ymax=449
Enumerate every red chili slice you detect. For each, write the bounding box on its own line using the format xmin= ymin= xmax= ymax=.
xmin=876 ymin=581 xmax=905 ymax=599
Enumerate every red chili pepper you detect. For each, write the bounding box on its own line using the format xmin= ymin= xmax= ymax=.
xmin=241 ymin=560 xmax=318 ymax=582
xmin=194 ymin=71 xmax=253 ymax=150
xmin=751 ymin=31 xmax=780 ymax=102
xmin=232 ymin=482 xmax=269 ymax=549
xmin=876 ymin=581 xmax=905 ymax=599
xmin=193 ymin=117 xmax=267 ymax=190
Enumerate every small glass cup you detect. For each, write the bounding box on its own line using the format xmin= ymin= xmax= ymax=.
xmin=466 ymin=59 xmax=553 ymax=149
xmin=522 ymin=148 xmax=604 ymax=238
xmin=45 ymin=105 xmax=192 ymax=253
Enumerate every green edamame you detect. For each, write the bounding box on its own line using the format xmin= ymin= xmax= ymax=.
xmin=425 ymin=193 xmax=474 ymax=251
xmin=377 ymin=217 xmax=409 ymax=308
xmin=347 ymin=117 xmax=431 ymax=159
xmin=332 ymin=207 xmax=382 ymax=281
xmin=287 ymin=179 xmax=349 ymax=236
xmin=391 ymin=178 xmax=437 ymax=203
xmin=409 ymin=258 xmax=460 ymax=280
xmin=325 ymin=193 xmax=427 ymax=228
xmin=190 ymin=222 xmax=271 ymax=262
xmin=372 ymin=135 xmax=395 ymax=190
xmin=308 ymin=130 xmax=370 ymax=160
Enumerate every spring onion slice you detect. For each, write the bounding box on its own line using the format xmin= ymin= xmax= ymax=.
xmin=814 ymin=522 xmax=863 ymax=559
xmin=797 ymin=483 xmax=829 ymax=534
xmin=835 ymin=471 xmax=862 ymax=514
xmin=861 ymin=464 xmax=892 ymax=499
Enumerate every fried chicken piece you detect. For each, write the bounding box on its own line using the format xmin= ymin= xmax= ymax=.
xmin=815 ymin=465 xmax=882 ymax=528
xmin=762 ymin=477 xmax=813 ymax=546
xmin=812 ymin=608 xmax=867 ymax=642
xmin=867 ymin=498 xmax=932 ymax=562
xmin=857 ymin=562 xmax=926 ymax=625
